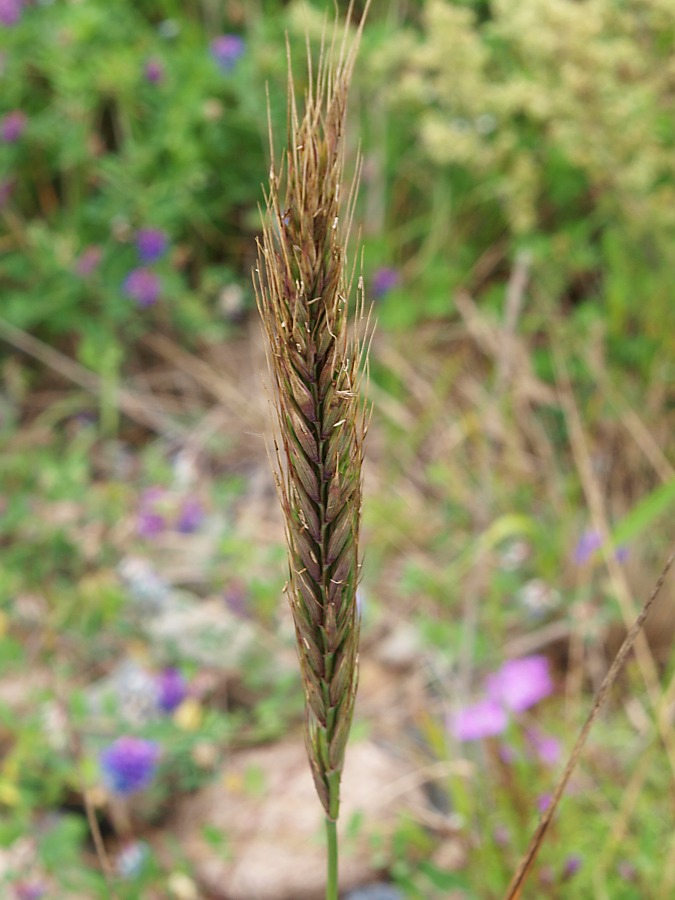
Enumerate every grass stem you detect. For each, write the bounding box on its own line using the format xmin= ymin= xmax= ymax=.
xmin=326 ymin=816 xmax=339 ymax=900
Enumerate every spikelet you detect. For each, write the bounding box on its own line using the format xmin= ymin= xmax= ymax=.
xmin=254 ymin=7 xmax=369 ymax=822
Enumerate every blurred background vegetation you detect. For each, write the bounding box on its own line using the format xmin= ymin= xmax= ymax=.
xmin=1 ymin=1 xmax=674 ymax=898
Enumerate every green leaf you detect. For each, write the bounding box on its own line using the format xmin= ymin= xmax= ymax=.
xmin=612 ymin=479 xmax=675 ymax=548
xmin=418 ymin=860 xmax=472 ymax=891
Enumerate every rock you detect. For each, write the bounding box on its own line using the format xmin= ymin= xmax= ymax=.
xmin=163 ymin=740 xmax=428 ymax=900
xmin=375 ymin=623 xmax=423 ymax=670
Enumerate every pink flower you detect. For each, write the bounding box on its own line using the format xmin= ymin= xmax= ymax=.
xmin=137 ymin=486 xmax=167 ymax=537
xmin=175 ymin=496 xmax=203 ymax=533
xmin=486 ymin=655 xmax=553 ymax=713
xmin=1 ymin=110 xmax=27 ymax=143
xmin=223 ymin=581 xmax=249 ymax=618
xmin=144 ymin=58 xmax=165 ymax=84
xmin=617 ymin=861 xmax=636 ymax=881
xmin=450 ymin=698 xmax=508 ymax=742
xmin=14 ymin=882 xmax=46 ymax=900
xmin=123 ymin=267 xmax=161 ymax=307
xmin=562 ymin=855 xmax=583 ymax=880
xmin=74 ymin=245 xmax=102 ymax=277
xmin=527 ymin=728 xmax=561 ymax=766
xmin=210 ymin=35 xmax=245 ymax=71
xmin=0 ymin=178 xmax=14 ymax=209
xmin=0 ymin=0 xmax=22 ymax=27
xmin=371 ymin=267 xmax=400 ymax=298
xmin=573 ymin=530 xmax=602 ymax=565
xmin=537 ymin=792 xmax=552 ymax=813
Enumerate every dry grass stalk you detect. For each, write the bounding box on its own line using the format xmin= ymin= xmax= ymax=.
xmin=503 ymin=547 xmax=675 ymax=900
xmin=254 ymin=6 xmax=370 ymax=824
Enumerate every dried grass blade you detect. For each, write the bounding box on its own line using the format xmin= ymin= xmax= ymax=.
xmin=503 ymin=548 xmax=675 ymax=900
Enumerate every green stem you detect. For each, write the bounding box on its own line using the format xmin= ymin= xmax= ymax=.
xmin=326 ymin=816 xmax=339 ymax=900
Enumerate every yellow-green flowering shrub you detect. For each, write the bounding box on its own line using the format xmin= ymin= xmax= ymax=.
xmin=376 ymin=0 xmax=675 ymax=358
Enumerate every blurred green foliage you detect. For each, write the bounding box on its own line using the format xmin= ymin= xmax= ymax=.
xmin=370 ymin=0 xmax=675 ymax=377
xmin=1 ymin=0 xmax=290 ymax=360
xmin=3 ymin=0 xmax=674 ymax=386
xmin=1 ymin=1 xmax=675 ymax=898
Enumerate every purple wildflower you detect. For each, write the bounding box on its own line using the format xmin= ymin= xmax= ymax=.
xmin=137 ymin=487 xmax=167 ymax=538
xmin=0 ymin=0 xmax=22 ymax=27
xmin=1 ymin=110 xmax=27 ymax=143
xmin=14 ymin=883 xmax=46 ymax=900
xmin=371 ymin=267 xmax=400 ymax=299
xmin=141 ymin=486 xmax=164 ymax=505
xmin=562 ymin=855 xmax=583 ymax=880
xmin=498 ymin=742 xmax=517 ymax=764
xmin=210 ymin=34 xmax=245 ymax=72
xmin=527 ymin=728 xmax=561 ymax=766
xmin=573 ymin=530 xmax=602 ymax=565
xmin=74 ymin=245 xmax=102 ymax=277
xmin=135 ymin=228 xmax=168 ymax=263
xmin=615 ymin=545 xmax=629 ymax=563
xmin=123 ymin=267 xmax=161 ymax=307
xmin=493 ymin=824 xmax=511 ymax=847
xmin=137 ymin=509 xmax=165 ymax=538
xmin=223 ymin=581 xmax=249 ymax=618
xmin=175 ymin=496 xmax=203 ymax=533
xmin=538 ymin=866 xmax=555 ymax=888
xmin=100 ymin=736 xmax=160 ymax=796
xmin=617 ymin=861 xmax=637 ymax=881
xmin=0 ymin=178 xmax=15 ymax=209
xmin=537 ymin=792 xmax=552 ymax=814
xmin=486 ymin=655 xmax=553 ymax=713
xmin=156 ymin=667 xmax=187 ymax=713
xmin=451 ymin=698 xmax=508 ymax=742
xmin=144 ymin=58 xmax=165 ymax=84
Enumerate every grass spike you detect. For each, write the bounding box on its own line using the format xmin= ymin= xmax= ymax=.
xmin=254 ymin=4 xmax=371 ymax=875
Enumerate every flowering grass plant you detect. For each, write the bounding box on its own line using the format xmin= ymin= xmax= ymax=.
xmin=255 ymin=4 xmax=371 ymax=896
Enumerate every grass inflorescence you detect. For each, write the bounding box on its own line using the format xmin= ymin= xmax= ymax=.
xmin=254 ymin=3 xmax=370 ymax=843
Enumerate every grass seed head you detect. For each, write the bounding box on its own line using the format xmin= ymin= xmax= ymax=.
xmin=254 ymin=4 xmax=370 ymax=821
